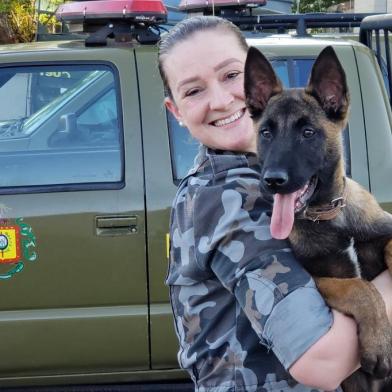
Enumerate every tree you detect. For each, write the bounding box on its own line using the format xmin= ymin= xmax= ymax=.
xmin=0 ymin=16 xmax=14 ymax=44
xmin=8 ymin=0 xmax=36 ymax=42
xmin=293 ymin=0 xmax=340 ymax=13
xmin=0 ymin=0 xmax=63 ymax=43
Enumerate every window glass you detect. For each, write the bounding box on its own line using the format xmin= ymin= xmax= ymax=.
xmin=0 ymin=64 xmax=122 ymax=190
xmin=271 ymin=60 xmax=290 ymax=87
xmin=168 ymin=56 xmax=351 ymax=181
xmin=292 ymin=59 xmax=314 ymax=87
xmin=168 ymin=111 xmax=199 ymax=180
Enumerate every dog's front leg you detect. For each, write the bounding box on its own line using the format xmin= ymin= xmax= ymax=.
xmin=315 ymin=277 xmax=392 ymax=378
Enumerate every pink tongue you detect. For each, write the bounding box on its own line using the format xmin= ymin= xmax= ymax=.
xmin=270 ymin=192 xmax=298 ymax=239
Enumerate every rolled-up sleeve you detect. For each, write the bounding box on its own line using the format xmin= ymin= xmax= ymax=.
xmin=262 ymin=282 xmax=332 ymax=369
xmin=193 ymin=170 xmax=333 ymax=370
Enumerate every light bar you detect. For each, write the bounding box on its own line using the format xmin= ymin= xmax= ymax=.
xmin=179 ymin=0 xmax=266 ymax=12
xmin=56 ymin=0 xmax=167 ymax=25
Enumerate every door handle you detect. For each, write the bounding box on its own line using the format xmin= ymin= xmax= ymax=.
xmin=95 ymin=215 xmax=138 ymax=236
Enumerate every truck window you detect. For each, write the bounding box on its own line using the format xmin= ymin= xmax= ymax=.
xmin=0 ymin=64 xmax=123 ymax=192
xmin=168 ymin=57 xmax=351 ymax=182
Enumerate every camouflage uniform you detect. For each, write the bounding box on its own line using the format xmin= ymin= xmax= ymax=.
xmin=166 ymin=147 xmax=342 ymax=392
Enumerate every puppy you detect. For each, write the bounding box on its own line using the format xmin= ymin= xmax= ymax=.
xmin=244 ymin=46 xmax=392 ymax=391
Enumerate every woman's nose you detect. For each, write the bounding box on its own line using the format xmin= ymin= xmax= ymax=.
xmin=208 ymin=82 xmax=234 ymax=110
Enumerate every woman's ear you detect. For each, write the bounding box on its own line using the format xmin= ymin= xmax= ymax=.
xmin=165 ymin=97 xmax=184 ymax=125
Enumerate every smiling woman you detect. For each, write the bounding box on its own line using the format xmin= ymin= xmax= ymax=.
xmin=159 ymin=17 xmax=256 ymax=153
xmin=164 ymin=35 xmax=254 ymax=151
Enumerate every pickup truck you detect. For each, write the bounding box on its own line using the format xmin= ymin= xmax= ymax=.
xmin=0 ymin=4 xmax=391 ymax=389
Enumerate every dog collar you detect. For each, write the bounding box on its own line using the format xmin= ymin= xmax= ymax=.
xmin=301 ymin=178 xmax=347 ymax=222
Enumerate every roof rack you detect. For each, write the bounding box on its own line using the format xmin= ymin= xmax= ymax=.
xmin=218 ymin=12 xmax=379 ymax=36
xmin=55 ymin=0 xmax=167 ymax=46
xmin=360 ymin=14 xmax=392 ymax=107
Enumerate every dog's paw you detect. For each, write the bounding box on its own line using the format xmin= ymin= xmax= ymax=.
xmin=361 ymin=349 xmax=392 ymax=379
xmin=360 ymin=324 xmax=392 ymax=379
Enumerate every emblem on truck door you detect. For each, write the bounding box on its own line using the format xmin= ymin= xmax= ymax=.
xmin=0 ymin=218 xmax=37 ymax=280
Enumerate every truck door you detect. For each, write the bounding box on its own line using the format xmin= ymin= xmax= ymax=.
xmin=0 ymin=48 xmax=149 ymax=380
xmin=135 ymin=46 xmax=183 ymax=370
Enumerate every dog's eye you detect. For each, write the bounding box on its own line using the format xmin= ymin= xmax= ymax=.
xmin=260 ymin=128 xmax=272 ymax=139
xmin=303 ymin=128 xmax=315 ymax=138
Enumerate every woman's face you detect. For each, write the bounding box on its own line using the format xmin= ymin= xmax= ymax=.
xmin=163 ymin=29 xmax=256 ymax=153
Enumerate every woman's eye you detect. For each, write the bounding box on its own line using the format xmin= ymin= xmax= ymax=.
xmin=260 ymin=128 xmax=272 ymax=139
xmin=226 ymin=71 xmax=240 ymax=80
xmin=185 ymin=88 xmax=201 ymax=97
xmin=303 ymin=128 xmax=315 ymax=138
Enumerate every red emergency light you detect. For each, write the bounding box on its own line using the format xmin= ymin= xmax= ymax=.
xmin=56 ymin=0 xmax=167 ymax=25
xmin=179 ymin=0 xmax=266 ymax=12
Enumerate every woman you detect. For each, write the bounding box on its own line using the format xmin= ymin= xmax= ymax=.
xmin=158 ymin=16 xmax=392 ymax=391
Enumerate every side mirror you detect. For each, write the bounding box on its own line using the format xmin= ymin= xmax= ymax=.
xmin=58 ymin=113 xmax=77 ymax=134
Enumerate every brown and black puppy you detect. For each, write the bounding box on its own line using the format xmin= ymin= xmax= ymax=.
xmin=244 ymin=46 xmax=392 ymax=391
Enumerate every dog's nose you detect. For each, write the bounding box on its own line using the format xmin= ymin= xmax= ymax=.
xmin=263 ymin=169 xmax=289 ymax=188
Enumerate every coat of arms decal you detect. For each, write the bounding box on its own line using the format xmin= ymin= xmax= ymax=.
xmin=0 ymin=218 xmax=37 ymax=280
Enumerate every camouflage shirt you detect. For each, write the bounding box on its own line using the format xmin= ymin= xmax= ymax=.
xmin=166 ymin=147 xmax=342 ymax=392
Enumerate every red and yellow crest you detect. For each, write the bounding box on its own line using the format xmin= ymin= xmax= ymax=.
xmin=0 ymin=225 xmax=21 ymax=264
xmin=0 ymin=218 xmax=37 ymax=280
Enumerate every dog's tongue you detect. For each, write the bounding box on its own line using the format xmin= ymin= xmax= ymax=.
xmin=270 ymin=192 xmax=298 ymax=239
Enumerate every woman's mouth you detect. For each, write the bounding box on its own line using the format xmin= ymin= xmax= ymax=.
xmin=211 ymin=109 xmax=245 ymax=127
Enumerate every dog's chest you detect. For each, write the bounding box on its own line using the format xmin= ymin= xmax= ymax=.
xmin=344 ymin=237 xmax=362 ymax=277
xmin=289 ymin=221 xmax=384 ymax=280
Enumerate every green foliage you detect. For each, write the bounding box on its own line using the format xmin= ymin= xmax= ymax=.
xmin=38 ymin=0 xmax=63 ymax=34
xmin=1 ymin=0 xmax=64 ymax=42
xmin=292 ymin=0 xmax=340 ymax=13
xmin=8 ymin=0 xmax=36 ymax=42
xmin=0 ymin=0 xmax=13 ymax=13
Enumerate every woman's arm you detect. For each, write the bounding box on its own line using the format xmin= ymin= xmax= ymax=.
xmin=289 ymin=309 xmax=359 ymax=390
xmin=289 ymin=270 xmax=392 ymax=391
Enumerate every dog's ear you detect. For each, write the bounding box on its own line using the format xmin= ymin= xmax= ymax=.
xmin=244 ymin=47 xmax=283 ymax=118
xmin=306 ymin=46 xmax=349 ymax=122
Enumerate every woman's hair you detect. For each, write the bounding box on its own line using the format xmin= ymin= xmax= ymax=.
xmin=158 ymin=15 xmax=248 ymax=98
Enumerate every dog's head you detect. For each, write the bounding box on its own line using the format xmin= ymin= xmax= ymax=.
xmin=244 ymin=46 xmax=350 ymax=239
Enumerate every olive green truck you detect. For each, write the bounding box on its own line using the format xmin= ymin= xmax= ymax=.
xmin=0 ymin=5 xmax=391 ymax=389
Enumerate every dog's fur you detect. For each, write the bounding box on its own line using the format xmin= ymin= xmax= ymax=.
xmin=244 ymin=46 xmax=392 ymax=391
